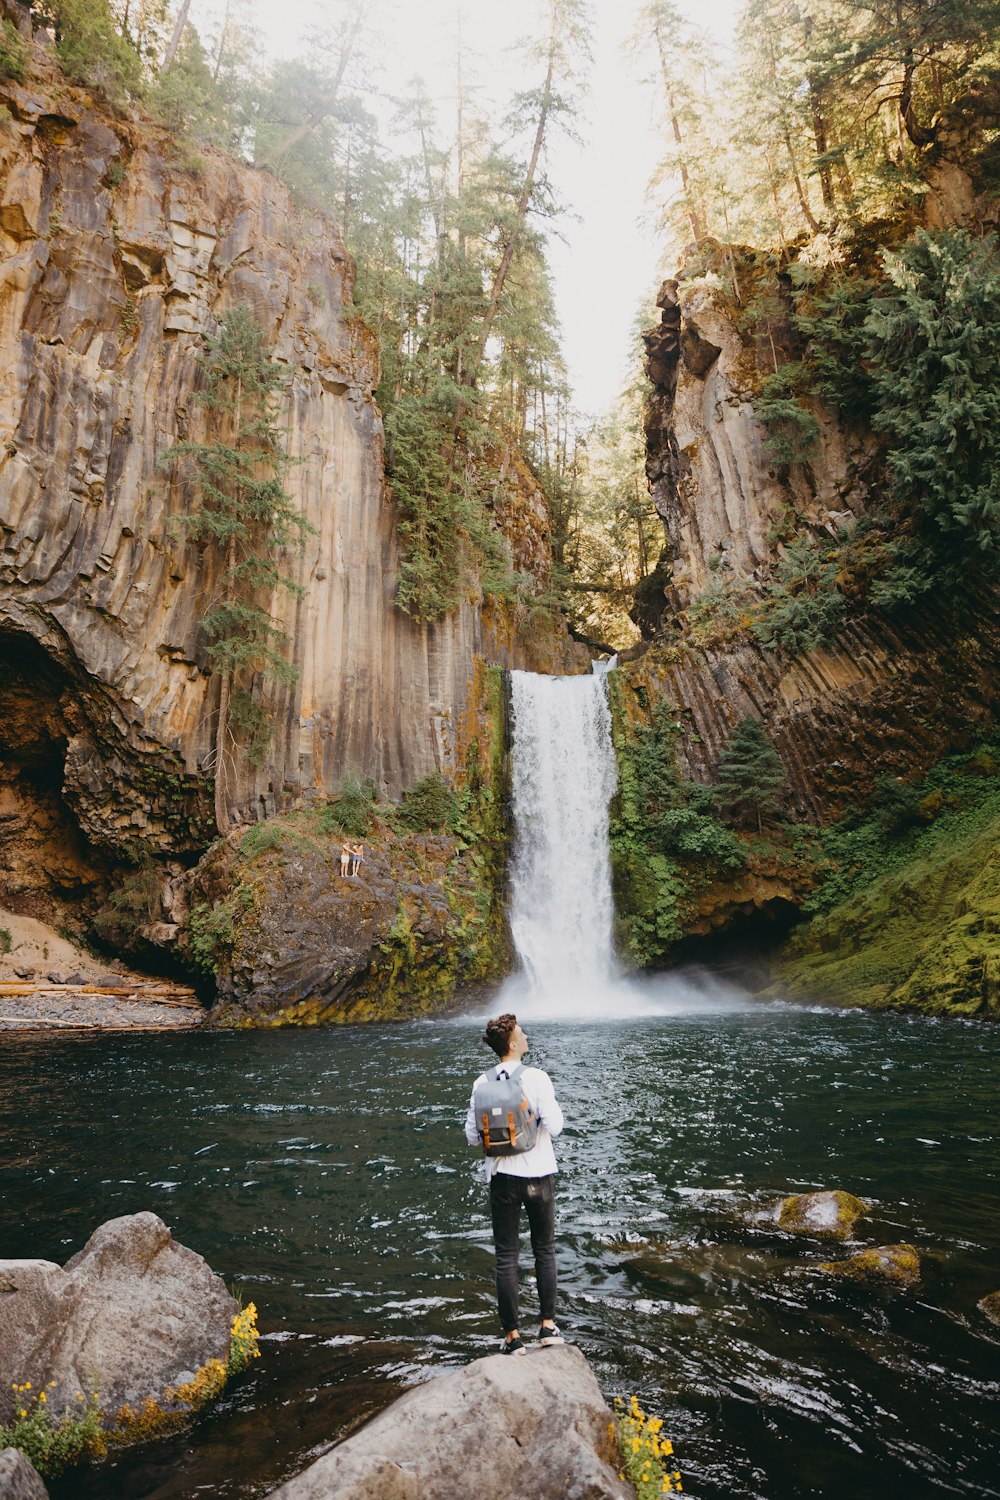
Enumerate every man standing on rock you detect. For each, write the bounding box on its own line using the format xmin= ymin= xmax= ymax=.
xmin=465 ymin=1012 xmax=565 ymax=1356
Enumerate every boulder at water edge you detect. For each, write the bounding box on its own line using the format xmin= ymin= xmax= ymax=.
xmin=819 ymin=1243 xmax=922 ymax=1289
xmin=0 ymin=1213 xmax=239 ymax=1426
xmin=266 ymin=1345 xmax=633 ymax=1500
xmin=0 ymin=1449 xmax=48 ymax=1500
xmin=777 ymin=1190 xmax=868 ymax=1240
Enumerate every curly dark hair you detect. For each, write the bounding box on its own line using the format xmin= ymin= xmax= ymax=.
xmin=483 ymin=1012 xmax=517 ymax=1057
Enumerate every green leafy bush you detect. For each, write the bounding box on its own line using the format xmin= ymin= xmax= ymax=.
xmin=789 ymin=263 xmax=877 ymax=422
xmin=0 ymin=1382 xmax=106 ymax=1477
xmin=92 ymin=848 xmax=160 ymax=942
xmin=609 ymin=692 xmax=746 ymax=967
xmin=870 ymin=775 xmax=924 ymax=836
xmin=188 ymin=886 xmax=254 ymax=976
xmin=396 ymin=772 xmax=455 ymax=832
xmin=318 ymin=775 xmax=377 ymax=838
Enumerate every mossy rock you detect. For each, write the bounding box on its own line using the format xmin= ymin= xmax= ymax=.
xmin=777 ymin=1189 xmax=868 ymax=1240
xmin=978 ymin=1290 xmax=1000 ymax=1327
xmin=819 ymin=1242 xmax=921 ymax=1289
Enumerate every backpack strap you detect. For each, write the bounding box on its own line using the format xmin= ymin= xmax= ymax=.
xmin=497 ymin=1062 xmax=525 ymax=1082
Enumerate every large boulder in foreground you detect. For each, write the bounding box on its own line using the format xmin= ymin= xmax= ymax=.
xmin=266 ymin=1345 xmax=633 ymax=1500
xmin=0 ymin=1449 xmax=48 ymax=1500
xmin=0 ymin=1213 xmax=239 ymax=1425
xmin=777 ymin=1190 xmax=867 ymax=1241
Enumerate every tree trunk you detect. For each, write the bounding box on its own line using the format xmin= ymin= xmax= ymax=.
xmin=214 ymin=664 xmax=232 ymax=834
xmin=464 ymin=37 xmax=556 ymax=391
xmin=801 ymin=14 xmax=835 ymax=210
xmin=160 ymin=0 xmax=192 ymax=74
xmin=652 ymin=17 xmax=705 ymax=245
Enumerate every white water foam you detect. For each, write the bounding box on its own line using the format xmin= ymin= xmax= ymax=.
xmin=500 ymin=666 xmax=756 ymax=1021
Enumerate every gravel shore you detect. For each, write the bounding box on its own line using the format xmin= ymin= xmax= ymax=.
xmin=0 ymin=990 xmax=204 ymax=1030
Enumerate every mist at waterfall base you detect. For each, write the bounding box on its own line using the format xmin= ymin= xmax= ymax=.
xmin=500 ymin=667 xmax=751 ymax=1021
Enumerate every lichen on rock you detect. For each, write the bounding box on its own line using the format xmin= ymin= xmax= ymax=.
xmin=0 ymin=1213 xmax=251 ymax=1476
xmin=777 ymin=1190 xmax=868 ymax=1241
xmin=818 ymin=1243 xmax=921 ymax=1290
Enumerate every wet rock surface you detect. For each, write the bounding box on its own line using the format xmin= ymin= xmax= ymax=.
xmin=0 ymin=1214 xmax=236 ymax=1424
xmin=777 ymin=1190 xmax=868 ymax=1241
xmin=818 ymin=1243 xmax=922 ymax=1289
xmin=265 ymin=1345 xmax=632 ymax=1500
xmin=977 ymin=1291 xmax=1000 ymax=1327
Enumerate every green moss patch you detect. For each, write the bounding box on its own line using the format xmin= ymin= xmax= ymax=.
xmin=771 ymin=789 xmax=1000 ymax=1016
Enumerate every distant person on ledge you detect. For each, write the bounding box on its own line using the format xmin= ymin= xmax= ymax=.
xmin=465 ymin=1012 xmax=565 ymax=1356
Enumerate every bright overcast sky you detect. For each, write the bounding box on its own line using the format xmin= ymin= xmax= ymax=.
xmin=202 ymin=0 xmax=743 ymax=417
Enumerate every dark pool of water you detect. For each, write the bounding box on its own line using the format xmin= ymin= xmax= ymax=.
xmin=2 ymin=1000 xmax=998 ymax=1499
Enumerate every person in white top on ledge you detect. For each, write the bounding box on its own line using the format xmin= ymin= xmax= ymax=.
xmin=464 ymin=1012 xmax=565 ymax=1357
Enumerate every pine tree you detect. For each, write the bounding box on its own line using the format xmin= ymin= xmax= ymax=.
xmin=163 ymin=306 xmax=313 ymax=832
xmin=864 ymin=228 xmax=1000 ymax=569
xmin=714 ymin=717 xmax=787 ymax=834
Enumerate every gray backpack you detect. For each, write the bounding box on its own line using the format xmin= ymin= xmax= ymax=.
xmin=473 ymin=1064 xmax=539 ymax=1157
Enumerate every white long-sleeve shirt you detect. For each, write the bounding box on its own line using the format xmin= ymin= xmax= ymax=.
xmin=465 ymin=1062 xmax=564 ymax=1180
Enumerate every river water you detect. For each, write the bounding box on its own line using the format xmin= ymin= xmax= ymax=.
xmin=3 ymin=670 xmax=999 ymax=1497
xmin=2 ymin=1006 xmax=999 ymax=1500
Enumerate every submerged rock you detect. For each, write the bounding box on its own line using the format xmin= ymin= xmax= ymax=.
xmin=777 ymin=1190 xmax=868 ymax=1241
xmin=0 ymin=1449 xmax=48 ymax=1500
xmin=978 ymin=1291 xmax=1000 ymax=1327
xmin=0 ymin=1213 xmax=239 ymax=1428
xmin=819 ymin=1243 xmax=922 ymax=1289
xmin=265 ymin=1345 xmax=631 ymax=1500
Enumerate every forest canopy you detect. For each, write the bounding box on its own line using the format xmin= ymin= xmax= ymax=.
xmin=11 ymin=0 xmax=1000 ymax=646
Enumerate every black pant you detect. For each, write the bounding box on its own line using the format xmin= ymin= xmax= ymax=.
xmin=489 ymin=1171 xmax=557 ymax=1334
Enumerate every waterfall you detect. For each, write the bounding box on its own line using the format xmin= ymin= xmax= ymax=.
xmin=506 ymin=667 xmax=619 ymax=1006
xmin=499 ymin=664 xmax=756 ymax=1021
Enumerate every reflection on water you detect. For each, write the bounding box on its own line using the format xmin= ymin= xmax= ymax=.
xmin=1 ymin=1006 xmax=998 ymax=1500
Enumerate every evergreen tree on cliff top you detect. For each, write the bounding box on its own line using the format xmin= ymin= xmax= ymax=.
xmin=865 ymin=228 xmax=1000 ymax=576
xmin=163 ymin=305 xmax=312 ymax=834
xmin=715 ymin=717 xmax=787 ymax=834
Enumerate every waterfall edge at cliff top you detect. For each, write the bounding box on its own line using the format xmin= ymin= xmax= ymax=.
xmin=499 ymin=666 xmax=754 ymax=1021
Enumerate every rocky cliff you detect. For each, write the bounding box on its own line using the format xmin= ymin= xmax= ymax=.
xmin=0 ymin=24 xmax=585 ymax=934
xmin=641 ymin=262 xmax=871 ymax=615
xmin=624 ymin=240 xmax=1000 ymax=1009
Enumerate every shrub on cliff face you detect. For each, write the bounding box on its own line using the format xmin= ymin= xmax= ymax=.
xmin=752 ymin=534 xmax=846 ymax=652
xmin=396 ymin=772 xmax=455 ymax=832
xmin=0 ymin=18 xmax=27 ymax=82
